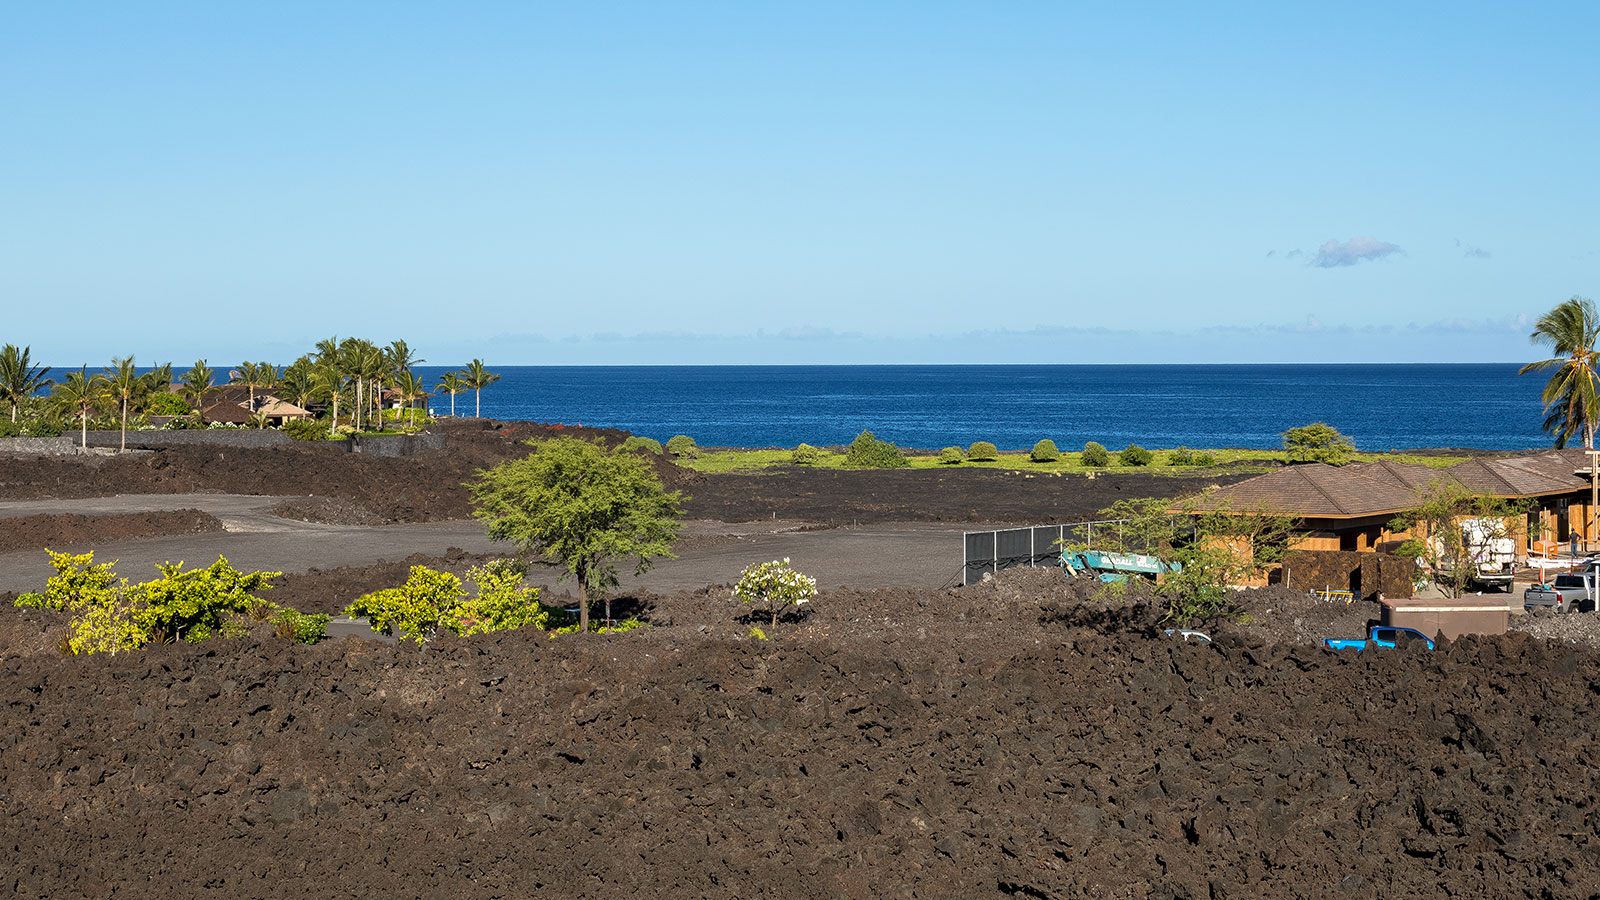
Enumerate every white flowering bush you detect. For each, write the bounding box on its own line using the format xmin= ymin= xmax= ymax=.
xmin=732 ymin=557 xmax=817 ymax=628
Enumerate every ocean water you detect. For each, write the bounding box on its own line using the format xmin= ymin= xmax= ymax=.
xmin=410 ymin=363 xmax=1555 ymax=452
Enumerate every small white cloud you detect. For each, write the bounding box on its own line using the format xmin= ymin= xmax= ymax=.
xmin=1312 ymin=236 xmax=1402 ymax=268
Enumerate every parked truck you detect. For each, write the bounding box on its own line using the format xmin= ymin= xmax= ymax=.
xmin=1459 ymin=517 xmax=1518 ymax=592
xmin=1523 ymin=572 xmax=1595 ymax=613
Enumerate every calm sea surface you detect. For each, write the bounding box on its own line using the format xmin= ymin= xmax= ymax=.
xmin=411 ymin=364 xmax=1550 ymax=452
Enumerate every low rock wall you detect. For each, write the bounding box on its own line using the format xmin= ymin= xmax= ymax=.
xmin=0 ymin=436 xmax=75 ymax=455
xmin=82 ymin=429 xmax=295 ymax=450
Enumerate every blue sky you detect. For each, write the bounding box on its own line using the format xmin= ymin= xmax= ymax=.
xmin=2 ymin=2 xmax=1595 ymax=365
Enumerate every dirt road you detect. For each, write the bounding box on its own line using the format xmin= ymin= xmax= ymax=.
xmin=0 ymin=495 xmax=987 ymax=596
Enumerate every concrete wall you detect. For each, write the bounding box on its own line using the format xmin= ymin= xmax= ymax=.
xmin=82 ymin=429 xmax=295 ymax=450
xmin=0 ymin=436 xmax=76 ymax=455
xmin=350 ymin=433 xmax=446 ymax=457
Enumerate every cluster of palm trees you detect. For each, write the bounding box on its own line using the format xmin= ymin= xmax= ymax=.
xmin=176 ymin=339 xmax=500 ymax=434
xmin=0 ymin=348 xmax=179 ymax=450
xmin=1 ymin=340 xmax=505 ymax=450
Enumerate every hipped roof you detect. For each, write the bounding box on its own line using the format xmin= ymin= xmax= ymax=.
xmin=1201 ymin=450 xmax=1597 ymax=519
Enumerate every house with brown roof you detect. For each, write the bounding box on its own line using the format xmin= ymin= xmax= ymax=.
xmin=1200 ymin=449 xmax=1600 ymax=557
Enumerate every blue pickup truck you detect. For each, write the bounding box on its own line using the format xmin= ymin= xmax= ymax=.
xmin=1323 ymin=626 xmax=1435 ymax=651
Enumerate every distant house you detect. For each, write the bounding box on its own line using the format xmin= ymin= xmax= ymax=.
xmin=1198 ymin=450 xmax=1600 ymax=557
xmin=255 ymin=397 xmax=312 ymax=425
xmin=199 ymin=400 xmax=254 ymax=425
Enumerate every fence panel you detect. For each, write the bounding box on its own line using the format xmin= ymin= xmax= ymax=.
xmin=962 ymin=518 xmax=1130 ymax=586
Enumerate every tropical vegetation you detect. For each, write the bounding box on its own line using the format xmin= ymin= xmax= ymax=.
xmin=1521 ymin=295 xmax=1600 ymax=449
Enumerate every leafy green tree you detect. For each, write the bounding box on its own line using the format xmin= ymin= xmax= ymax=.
xmin=131 ymin=557 xmax=282 ymax=643
xmin=52 ymin=367 xmax=108 ymax=449
xmin=104 ymin=356 xmax=144 ymax=450
xmin=179 ymin=360 xmax=215 ymax=419
xmin=436 ymin=371 xmax=464 ymax=417
xmin=665 ymin=434 xmax=698 ymax=458
xmin=1081 ymin=442 xmax=1110 ymax=467
xmin=469 ymin=436 xmax=685 ymax=632
xmin=1030 ymin=439 xmax=1060 ymax=462
xmin=843 ymin=430 xmax=909 ymax=468
xmin=937 ymin=446 xmax=965 ymax=464
xmin=0 ymin=344 xmax=52 ymax=423
xmin=1521 ymin=296 xmax=1600 ymax=448
xmin=461 ymin=358 xmax=500 ymax=418
xmin=620 ymin=436 xmax=663 ymax=454
xmin=733 ymin=558 xmax=817 ymax=628
xmin=1282 ymin=422 xmax=1355 ymax=465
xmin=456 ymin=561 xmax=549 ymax=635
xmin=1388 ymin=481 xmax=1533 ymax=598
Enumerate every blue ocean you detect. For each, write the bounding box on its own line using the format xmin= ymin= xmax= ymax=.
xmin=410 ymin=364 xmax=1552 ymax=452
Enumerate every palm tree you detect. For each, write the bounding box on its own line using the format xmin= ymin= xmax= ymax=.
xmin=460 ymin=359 xmax=500 ymax=418
xmin=436 ymin=371 xmax=463 ymax=417
xmin=278 ymin=358 xmax=319 ymax=411
xmin=180 ymin=360 xmax=214 ymax=422
xmin=0 ymin=344 xmax=52 ymax=423
xmin=139 ymin=362 xmax=173 ymax=395
xmin=1521 ymin=296 xmax=1600 ymax=449
xmin=394 ymin=370 xmax=428 ymax=428
xmin=104 ymin=356 xmax=144 ymax=451
xmin=342 ymin=339 xmax=384 ymax=431
xmin=315 ymin=338 xmax=346 ymax=430
xmin=53 ymin=367 xmax=108 ymax=449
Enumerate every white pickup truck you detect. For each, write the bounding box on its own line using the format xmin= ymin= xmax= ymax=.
xmin=1460 ymin=517 xmax=1518 ymax=591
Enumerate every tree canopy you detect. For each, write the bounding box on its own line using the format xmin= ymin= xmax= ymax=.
xmin=1282 ymin=422 xmax=1355 ymax=465
xmin=1520 ymin=296 xmax=1600 ymax=449
xmin=468 ymin=437 xmax=684 ymax=632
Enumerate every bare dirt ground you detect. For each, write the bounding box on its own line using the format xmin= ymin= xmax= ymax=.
xmin=7 ymin=427 xmax=1600 ymax=898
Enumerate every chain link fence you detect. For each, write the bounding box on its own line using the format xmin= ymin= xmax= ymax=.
xmin=962 ymin=519 xmax=1136 ymax=586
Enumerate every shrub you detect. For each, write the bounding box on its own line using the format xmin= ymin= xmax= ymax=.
xmin=17 ymin=551 xmax=288 ymax=655
xmin=791 ymin=443 xmax=827 ymax=465
xmin=1030 ymin=439 xmax=1060 ymax=463
xmin=456 ymin=560 xmax=548 ymax=635
xmin=142 ymin=392 xmax=192 ymax=416
xmin=272 ymin=608 xmax=331 ymax=644
xmin=733 ymin=558 xmax=818 ymax=628
xmin=937 ymin=446 xmax=965 ymax=465
xmin=1081 ymin=442 xmax=1110 ymax=467
xmin=281 ymin=418 xmax=332 ymax=441
xmin=665 ymin=435 xmax=699 ymax=458
xmin=967 ymin=441 xmax=1000 ymax=461
xmin=620 ymin=436 xmax=663 ymax=455
xmin=843 ymin=430 xmax=910 ymax=468
xmin=1169 ymin=447 xmax=1216 ymax=467
xmin=1119 ymin=444 xmax=1153 ymax=466
xmin=345 ymin=565 xmax=467 ymax=644
xmin=132 ymin=556 xmax=283 ymax=644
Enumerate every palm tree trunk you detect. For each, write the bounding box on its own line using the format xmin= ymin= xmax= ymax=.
xmin=476 ymin=388 xmax=481 ymax=418
xmin=80 ymin=409 xmax=87 ymax=450
xmin=450 ymin=392 xmax=456 ymax=417
xmin=120 ymin=401 xmax=127 ymax=451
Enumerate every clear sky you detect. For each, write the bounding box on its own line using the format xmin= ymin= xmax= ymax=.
xmin=2 ymin=2 xmax=1595 ymax=365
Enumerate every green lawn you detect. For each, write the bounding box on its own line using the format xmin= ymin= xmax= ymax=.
xmin=677 ymin=447 xmax=1471 ymax=475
